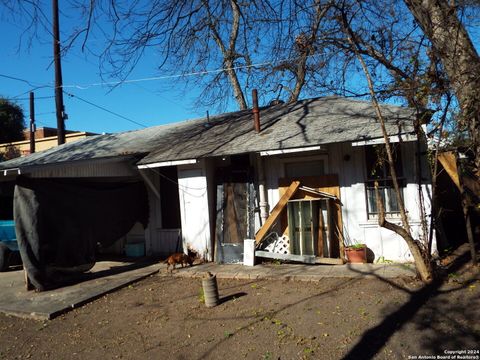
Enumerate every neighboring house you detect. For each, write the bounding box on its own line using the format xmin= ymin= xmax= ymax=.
xmin=0 ymin=127 xmax=97 ymax=159
xmin=0 ymin=96 xmax=434 ymax=270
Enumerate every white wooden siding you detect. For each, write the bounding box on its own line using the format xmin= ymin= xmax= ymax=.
xmin=177 ymin=162 xmax=212 ymax=261
xmin=141 ymin=170 xmax=186 ymax=257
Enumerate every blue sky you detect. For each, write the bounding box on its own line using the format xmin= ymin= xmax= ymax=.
xmin=0 ymin=4 xmax=211 ymax=134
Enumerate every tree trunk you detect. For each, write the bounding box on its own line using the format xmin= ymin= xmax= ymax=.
xmin=204 ymin=0 xmax=247 ymax=110
xmin=224 ymin=58 xmax=248 ymax=110
xmin=288 ymin=2 xmax=330 ymax=103
xmin=226 ymin=0 xmax=247 ymax=110
xmin=376 ymin=185 xmax=433 ymax=282
xmin=404 ymin=0 xmax=480 ymax=171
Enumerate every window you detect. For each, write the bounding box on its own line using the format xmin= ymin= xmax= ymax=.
xmin=284 ymin=159 xmax=326 ymax=178
xmin=364 ymin=145 xmax=404 ymax=219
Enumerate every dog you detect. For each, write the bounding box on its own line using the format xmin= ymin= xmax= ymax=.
xmin=164 ymin=251 xmax=195 ymax=272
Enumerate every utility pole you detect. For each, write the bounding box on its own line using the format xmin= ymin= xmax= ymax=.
xmin=52 ymin=0 xmax=66 ymax=145
xmin=29 ymin=92 xmax=36 ymax=154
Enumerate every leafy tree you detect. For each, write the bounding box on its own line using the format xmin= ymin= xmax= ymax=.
xmin=0 ymin=98 xmax=25 ymax=144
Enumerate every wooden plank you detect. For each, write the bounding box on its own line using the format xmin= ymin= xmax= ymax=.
xmin=255 ymin=180 xmax=301 ymax=243
xmin=255 ymin=251 xmax=344 ymax=265
xmin=438 ymin=152 xmax=461 ymax=190
xmin=255 ymin=250 xmax=316 ymax=264
xmin=317 ymin=201 xmax=325 ymax=257
xmin=223 ymin=182 xmax=248 ymax=244
xmin=327 ymin=199 xmax=334 ymax=257
xmin=338 ymin=220 xmax=346 ymax=262
xmin=299 ymin=186 xmax=342 ymax=204
xmin=287 ymin=202 xmax=296 ymax=254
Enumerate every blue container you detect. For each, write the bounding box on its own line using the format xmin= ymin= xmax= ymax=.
xmin=125 ymin=243 xmax=145 ymax=257
xmin=0 ymin=220 xmax=18 ymax=251
xmin=0 ymin=220 xmax=16 ymax=241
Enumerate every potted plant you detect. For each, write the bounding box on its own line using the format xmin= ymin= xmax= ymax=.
xmin=344 ymin=242 xmax=367 ymax=263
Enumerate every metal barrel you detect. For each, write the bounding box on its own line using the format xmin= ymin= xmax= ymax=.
xmin=202 ymin=274 xmax=219 ymax=307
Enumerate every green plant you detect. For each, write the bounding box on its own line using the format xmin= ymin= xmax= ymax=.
xmin=346 ymin=243 xmax=366 ymax=249
xmin=303 ymin=347 xmax=314 ymax=355
xmin=358 ymin=307 xmax=368 ymax=317
xmin=343 ymin=236 xmax=366 ymax=249
xmin=262 ymin=351 xmax=272 ymax=360
xmin=272 ymin=319 xmax=283 ymax=326
xmin=375 ymin=256 xmax=393 ymax=264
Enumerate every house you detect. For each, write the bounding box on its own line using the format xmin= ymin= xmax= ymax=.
xmin=0 ymin=96 xmax=434 ymax=288
xmin=0 ymin=127 xmax=97 ymax=159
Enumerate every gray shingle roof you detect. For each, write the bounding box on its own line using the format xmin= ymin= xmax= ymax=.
xmin=0 ymin=96 xmax=415 ymax=170
xmin=138 ymin=96 xmax=415 ymax=165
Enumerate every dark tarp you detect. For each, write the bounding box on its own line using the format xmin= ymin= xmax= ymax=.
xmin=14 ymin=176 xmax=149 ymax=291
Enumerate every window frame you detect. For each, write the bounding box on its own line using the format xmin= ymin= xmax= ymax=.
xmin=280 ymin=154 xmax=329 ymax=179
xmin=364 ymin=179 xmax=405 ymax=219
xmin=363 ymin=145 xmax=405 ymax=220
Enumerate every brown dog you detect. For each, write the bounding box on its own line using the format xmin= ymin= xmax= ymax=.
xmin=164 ymin=252 xmax=194 ymax=272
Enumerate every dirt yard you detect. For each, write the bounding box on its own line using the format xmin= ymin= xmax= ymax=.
xmin=0 ymin=266 xmax=478 ymax=360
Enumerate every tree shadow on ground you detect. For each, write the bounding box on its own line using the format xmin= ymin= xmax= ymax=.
xmin=193 ymin=278 xmax=357 ymax=360
xmin=342 ymin=249 xmax=479 ymax=360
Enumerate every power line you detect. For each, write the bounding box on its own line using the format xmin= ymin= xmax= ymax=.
xmin=36 ymin=111 xmax=56 ymax=116
xmin=64 ymin=91 xmax=148 ymax=128
xmin=10 ymin=95 xmax=55 ymax=101
xmin=62 ymin=60 xmax=275 ymax=89
xmin=0 ymin=73 xmax=52 ymax=90
xmin=2 ymin=72 xmax=148 ymax=129
xmin=62 ymin=55 xmax=322 ymax=90
xmin=1 ymin=53 xmax=323 ymax=93
xmin=1 ymin=52 xmax=323 ymax=128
